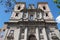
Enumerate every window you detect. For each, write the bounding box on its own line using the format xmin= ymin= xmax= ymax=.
xmin=30 ymin=15 xmax=33 ymax=21
xmin=46 ymin=13 xmax=48 ymax=17
xmin=18 ymin=6 xmax=20 ymax=10
xmin=7 ymin=30 xmax=14 ymax=39
xmin=10 ymin=30 xmax=14 ymax=34
xmin=9 ymin=30 xmax=14 ymax=35
xmin=15 ymin=13 xmax=19 ymax=17
xmin=9 ymin=30 xmax=14 ymax=36
xmin=43 ymin=6 xmax=46 ymax=10
xmin=3 ymin=29 xmax=5 ymax=31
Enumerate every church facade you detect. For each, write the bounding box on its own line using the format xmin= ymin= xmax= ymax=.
xmin=3 ymin=2 xmax=60 ymax=40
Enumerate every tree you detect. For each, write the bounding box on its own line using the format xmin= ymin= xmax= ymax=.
xmin=0 ymin=0 xmax=16 ymax=13
xmin=53 ymin=0 xmax=60 ymax=14
xmin=53 ymin=0 xmax=60 ymax=8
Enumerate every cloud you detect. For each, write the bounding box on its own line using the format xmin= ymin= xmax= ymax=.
xmin=56 ymin=15 xmax=60 ymax=23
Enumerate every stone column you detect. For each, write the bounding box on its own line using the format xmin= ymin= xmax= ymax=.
xmin=26 ymin=12 xmax=28 ymax=21
xmin=42 ymin=27 xmax=48 ymax=40
xmin=36 ymin=27 xmax=39 ymax=40
xmin=49 ymin=33 xmax=52 ymax=40
xmin=34 ymin=12 xmax=37 ymax=21
xmin=24 ymin=27 xmax=28 ymax=40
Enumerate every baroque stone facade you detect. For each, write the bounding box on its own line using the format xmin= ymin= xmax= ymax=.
xmin=3 ymin=2 xmax=60 ymax=40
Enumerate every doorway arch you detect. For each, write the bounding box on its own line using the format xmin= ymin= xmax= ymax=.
xmin=28 ymin=34 xmax=37 ymax=40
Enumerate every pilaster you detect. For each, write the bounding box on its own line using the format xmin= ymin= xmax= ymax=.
xmin=36 ymin=27 xmax=39 ymax=40
xmin=42 ymin=27 xmax=48 ymax=40
xmin=24 ymin=27 xmax=28 ymax=40
xmin=3 ymin=29 xmax=8 ymax=40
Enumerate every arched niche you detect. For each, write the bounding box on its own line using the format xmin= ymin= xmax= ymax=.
xmin=28 ymin=34 xmax=37 ymax=40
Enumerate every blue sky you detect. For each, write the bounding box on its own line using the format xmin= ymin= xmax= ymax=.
xmin=0 ymin=0 xmax=60 ymax=29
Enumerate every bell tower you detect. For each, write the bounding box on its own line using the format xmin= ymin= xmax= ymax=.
xmin=38 ymin=2 xmax=53 ymax=20
xmin=10 ymin=2 xmax=26 ymax=22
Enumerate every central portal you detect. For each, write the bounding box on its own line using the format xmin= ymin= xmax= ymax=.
xmin=28 ymin=34 xmax=37 ymax=40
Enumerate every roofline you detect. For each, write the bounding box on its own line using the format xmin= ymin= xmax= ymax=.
xmin=16 ymin=2 xmax=48 ymax=4
xmin=16 ymin=2 xmax=26 ymax=4
xmin=38 ymin=2 xmax=48 ymax=4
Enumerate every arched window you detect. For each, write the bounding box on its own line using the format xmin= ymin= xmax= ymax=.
xmin=3 ymin=29 xmax=5 ymax=31
xmin=18 ymin=6 xmax=20 ymax=10
xmin=30 ymin=15 xmax=33 ymax=21
xmin=43 ymin=6 xmax=46 ymax=10
xmin=15 ymin=13 xmax=19 ymax=17
xmin=46 ymin=13 xmax=48 ymax=17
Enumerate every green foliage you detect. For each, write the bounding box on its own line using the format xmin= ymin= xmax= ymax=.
xmin=57 ymin=5 xmax=60 ymax=8
xmin=53 ymin=0 xmax=60 ymax=15
xmin=53 ymin=0 xmax=60 ymax=9
xmin=0 ymin=0 xmax=17 ymax=13
xmin=54 ymin=0 xmax=58 ymax=3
